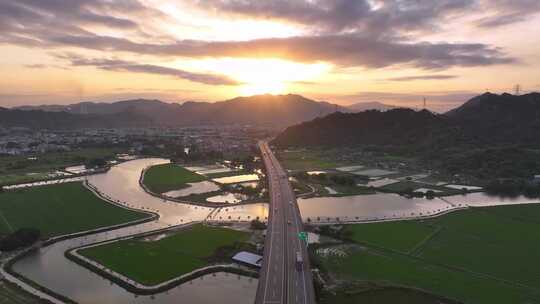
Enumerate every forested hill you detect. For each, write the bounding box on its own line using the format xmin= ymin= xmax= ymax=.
xmin=446 ymin=92 xmax=540 ymax=145
xmin=272 ymin=92 xmax=540 ymax=149
xmin=272 ymin=108 xmax=458 ymax=148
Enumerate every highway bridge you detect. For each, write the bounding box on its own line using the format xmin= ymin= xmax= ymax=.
xmin=255 ymin=141 xmax=316 ymax=304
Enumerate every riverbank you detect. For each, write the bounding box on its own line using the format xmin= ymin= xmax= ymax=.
xmin=1 ymin=180 xmax=158 ymax=304
xmin=140 ymin=165 xmax=267 ymax=208
xmin=312 ymin=203 xmax=540 ymax=303
xmin=0 ymin=181 xmax=150 ymax=237
xmin=65 ymin=223 xmax=257 ymax=295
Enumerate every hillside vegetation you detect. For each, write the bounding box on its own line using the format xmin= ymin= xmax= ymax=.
xmin=274 ymin=92 xmax=540 ymax=148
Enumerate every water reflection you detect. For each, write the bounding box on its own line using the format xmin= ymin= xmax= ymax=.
xmin=444 ymin=192 xmax=540 ymax=207
xmin=12 ymin=159 xmax=256 ymax=304
xmin=86 ymin=158 xmax=212 ymax=225
xmin=208 ymin=203 xmax=269 ymax=222
xmin=207 ymin=192 xmax=247 ymax=204
xmin=297 ymin=193 xmax=451 ymax=222
xmin=212 ymin=174 xmax=259 ymax=184
xmin=162 ymin=181 xmax=220 ymax=198
xmin=13 ymin=158 xmax=540 ymax=304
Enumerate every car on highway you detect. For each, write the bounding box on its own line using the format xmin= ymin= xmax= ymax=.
xmin=296 ymin=251 xmax=303 ymax=271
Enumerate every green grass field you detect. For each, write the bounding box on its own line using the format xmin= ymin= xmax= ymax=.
xmin=0 ymin=148 xmax=122 ymax=185
xmin=0 ymin=281 xmax=48 ymax=304
xmin=143 ymin=164 xmax=207 ymax=193
xmin=379 ymin=180 xmax=462 ymax=196
xmin=321 ymin=287 xmax=460 ymax=304
xmin=344 ymin=221 xmax=438 ymax=253
xmin=329 ymin=185 xmax=376 ymax=196
xmin=316 ymin=204 xmax=540 ymax=304
xmin=204 ymin=169 xmax=249 ymax=179
xmin=0 ymin=182 xmax=148 ymax=238
xmin=79 ymin=224 xmax=250 ymax=285
xmin=277 ymin=150 xmax=347 ymax=171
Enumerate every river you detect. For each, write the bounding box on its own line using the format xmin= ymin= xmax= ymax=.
xmin=10 ymin=158 xmax=540 ymax=303
xmin=11 ymin=158 xmax=257 ymax=304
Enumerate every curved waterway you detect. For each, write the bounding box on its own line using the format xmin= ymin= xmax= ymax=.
xmin=298 ymin=193 xmax=451 ymax=222
xmin=11 ymin=158 xmax=540 ymax=303
xmin=296 ymin=192 xmax=540 ymax=223
xmin=210 ymin=192 xmax=540 ymax=224
xmin=11 ymin=158 xmax=257 ymax=304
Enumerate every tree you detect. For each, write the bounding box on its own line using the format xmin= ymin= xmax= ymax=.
xmin=0 ymin=228 xmax=41 ymax=251
xmin=85 ymin=157 xmax=107 ymax=169
xmin=294 ymin=172 xmax=309 ymax=180
xmin=250 ymin=219 xmax=267 ymax=230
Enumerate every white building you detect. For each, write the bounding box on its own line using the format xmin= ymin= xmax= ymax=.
xmin=232 ymin=251 xmax=262 ymax=268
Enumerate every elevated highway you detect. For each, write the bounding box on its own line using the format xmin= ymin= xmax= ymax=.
xmin=254 ymin=141 xmax=316 ymax=304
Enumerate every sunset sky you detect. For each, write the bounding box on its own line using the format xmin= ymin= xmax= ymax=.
xmin=1 ymin=0 xmax=539 ymax=112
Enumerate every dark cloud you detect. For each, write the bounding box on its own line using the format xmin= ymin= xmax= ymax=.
xmin=1 ymin=0 xmax=140 ymax=31
xmin=195 ymin=0 xmax=474 ymax=34
xmin=199 ymin=0 xmax=540 ymax=32
xmin=0 ymin=0 xmax=521 ymax=72
xmin=476 ymin=12 xmax=527 ymax=28
xmin=56 ymin=54 xmax=239 ymax=86
xmin=32 ymin=34 xmax=514 ymax=70
xmin=384 ymin=75 xmax=458 ymax=82
xmin=477 ymin=0 xmax=540 ymax=28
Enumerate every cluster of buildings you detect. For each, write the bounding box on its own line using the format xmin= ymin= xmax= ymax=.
xmin=0 ymin=127 xmax=71 ymax=155
xmin=0 ymin=125 xmax=269 ymax=156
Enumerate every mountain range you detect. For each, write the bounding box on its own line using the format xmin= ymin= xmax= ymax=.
xmin=7 ymin=94 xmax=356 ymax=129
xmin=5 ymin=92 xmax=538 ymax=142
xmin=273 ymin=92 xmax=540 ymax=148
xmin=0 ymin=107 xmax=152 ymax=129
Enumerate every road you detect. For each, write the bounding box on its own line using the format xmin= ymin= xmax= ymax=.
xmin=255 ymin=141 xmax=316 ymax=304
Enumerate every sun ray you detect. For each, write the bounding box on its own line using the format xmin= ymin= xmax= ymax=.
xmin=179 ymin=58 xmax=330 ymax=95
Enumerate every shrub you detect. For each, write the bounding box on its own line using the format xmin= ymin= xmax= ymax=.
xmin=0 ymin=228 xmax=41 ymax=251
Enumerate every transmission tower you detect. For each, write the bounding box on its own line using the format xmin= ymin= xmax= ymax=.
xmin=514 ymin=84 xmax=521 ymax=95
xmin=423 ymin=97 xmax=427 ymax=110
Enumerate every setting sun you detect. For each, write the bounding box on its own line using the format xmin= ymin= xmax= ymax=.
xmin=240 ymin=81 xmax=285 ymax=96
xmin=2 ymin=1 xmax=540 ymax=303
xmin=182 ymin=58 xmax=331 ymax=96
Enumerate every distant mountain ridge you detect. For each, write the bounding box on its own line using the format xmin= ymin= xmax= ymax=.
xmin=273 ymin=92 xmax=540 ymax=148
xmin=0 ymin=109 xmax=152 ymax=129
xmin=6 ymin=94 xmax=351 ymax=129
xmin=445 ymin=92 xmax=540 ymax=145
xmin=8 ymin=92 xmax=539 ymax=137
xmin=346 ymin=101 xmax=398 ymax=112
xmin=16 ymin=99 xmax=182 ymax=115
